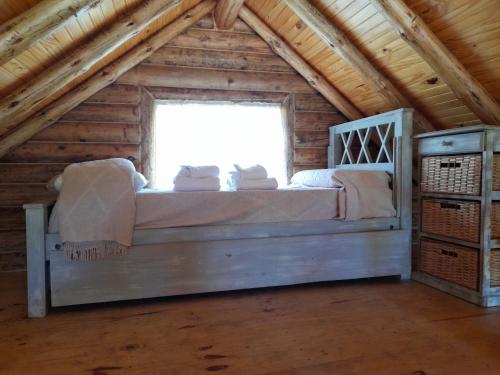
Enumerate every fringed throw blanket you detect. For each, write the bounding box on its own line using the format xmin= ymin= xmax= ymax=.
xmin=57 ymin=158 xmax=136 ymax=261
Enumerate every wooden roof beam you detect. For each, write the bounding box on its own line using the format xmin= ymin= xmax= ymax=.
xmin=0 ymin=0 xmax=102 ymax=67
xmin=239 ymin=6 xmax=363 ymax=120
xmin=0 ymin=0 xmax=217 ymax=158
xmin=370 ymin=0 xmax=500 ymax=125
xmin=283 ymin=0 xmax=436 ymax=132
xmin=0 ymin=0 xmax=183 ymax=138
xmin=214 ymin=0 xmax=245 ymax=29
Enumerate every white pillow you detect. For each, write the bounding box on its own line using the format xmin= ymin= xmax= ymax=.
xmin=46 ymin=174 xmax=63 ymax=192
xmin=133 ymin=172 xmax=148 ymax=191
xmin=47 ymin=171 xmax=148 ymax=192
xmin=291 ymin=169 xmax=341 ymax=188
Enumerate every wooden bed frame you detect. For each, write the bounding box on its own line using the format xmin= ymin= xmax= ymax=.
xmin=24 ymin=108 xmax=413 ymax=317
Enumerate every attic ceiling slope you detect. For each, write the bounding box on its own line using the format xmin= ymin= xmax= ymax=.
xmin=0 ymin=0 xmax=183 ymax=138
xmin=0 ymin=0 xmax=101 ymax=66
xmin=0 ymin=0 xmax=218 ymax=158
xmin=283 ymin=0 xmax=436 ymax=132
xmin=0 ymin=0 xmax=204 ymax=96
xmin=0 ymin=0 xmax=364 ymax=158
xmin=239 ymin=5 xmax=363 ymax=120
xmin=246 ymin=0 xmax=500 ymax=129
xmin=0 ymin=0 xmax=498 ymax=134
xmin=370 ymin=0 xmax=500 ymax=125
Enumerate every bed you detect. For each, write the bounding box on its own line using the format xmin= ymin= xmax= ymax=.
xmin=24 ymin=108 xmax=413 ymax=317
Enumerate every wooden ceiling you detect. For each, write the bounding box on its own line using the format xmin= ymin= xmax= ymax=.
xmin=244 ymin=0 xmax=500 ymax=129
xmin=0 ymin=0 xmax=203 ymax=97
xmin=0 ymin=0 xmax=499 ymax=132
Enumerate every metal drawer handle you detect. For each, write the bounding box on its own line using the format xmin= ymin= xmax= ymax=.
xmin=440 ymin=249 xmax=458 ymax=257
xmin=440 ymin=202 xmax=461 ymax=210
xmin=440 ymin=162 xmax=462 ymax=168
xmin=441 ymin=140 xmax=453 ymax=146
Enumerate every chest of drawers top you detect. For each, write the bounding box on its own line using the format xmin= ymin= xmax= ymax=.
xmin=416 ymin=125 xmax=500 ymax=155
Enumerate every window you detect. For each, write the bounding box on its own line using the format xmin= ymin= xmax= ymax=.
xmin=153 ymin=101 xmax=288 ymax=189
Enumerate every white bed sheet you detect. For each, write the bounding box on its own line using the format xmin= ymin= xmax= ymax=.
xmin=49 ymin=187 xmax=340 ymax=233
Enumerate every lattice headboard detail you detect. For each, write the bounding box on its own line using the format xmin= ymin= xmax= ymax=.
xmin=328 ymin=108 xmax=414 ymax=218
xmin=338 ymin=122 xmax=394 ymax=165
xmin=328 ymin=109 xmax=413 ymax=174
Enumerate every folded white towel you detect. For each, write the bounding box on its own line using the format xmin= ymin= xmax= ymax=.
xmin=229 ymin=177 xmax=278 ymax=190
xmin=232 ymin=164 xmax=268 ymax=180
xmin=177 ymin=165 xmax=220 ymax=178
xmin=174 ymin=176 xmax=221 ymax=192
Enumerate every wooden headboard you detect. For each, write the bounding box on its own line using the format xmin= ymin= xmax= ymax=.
xmin=328 ymin=108 xmax=414 ymax=226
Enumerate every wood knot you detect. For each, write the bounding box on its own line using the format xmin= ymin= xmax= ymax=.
xmin=206 ymin=365 xmax=229 ymax=372
xmin=204 ymin=354 xmax=227 ymax=360
xmin=426 ymin=77 xmax=438 ymax=84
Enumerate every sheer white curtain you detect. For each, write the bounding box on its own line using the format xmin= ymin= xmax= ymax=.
xmin=153 ymin=101 xmax=287 ymax=189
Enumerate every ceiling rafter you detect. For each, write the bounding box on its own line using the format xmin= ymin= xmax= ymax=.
xmin=370 ymin=0 xmax=500 ymax=125
xmin=239 ymin=5 xmax=363 ymax=121
xmin=0 ymin=0 xmax=183 ymax=139
xmin=0 ymin=0 xmax=103 ymax=67
xmin=0 ymin=0 xmax=217 ymax=158
xmin=214 ymin=0 xmax=245 ymax=30
xmin=282 ymin=0 xmax=436 ymax=133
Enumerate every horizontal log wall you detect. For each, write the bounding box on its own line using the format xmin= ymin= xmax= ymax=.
xmin=0 ymin=84 xmax=142 ymax=271
xmin=0 ymin=13 xmax=346 ymax=271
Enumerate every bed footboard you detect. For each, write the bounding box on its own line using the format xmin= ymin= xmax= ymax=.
xmin=24 ymin=202 xmax=51 ymax=318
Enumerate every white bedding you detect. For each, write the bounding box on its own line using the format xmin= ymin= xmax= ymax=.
xmin=49 ymin=186 xmax=340 ymax=233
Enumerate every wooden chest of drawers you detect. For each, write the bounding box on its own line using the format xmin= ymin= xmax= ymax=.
xmin=414 ymin=125 xmax=500 ymax=307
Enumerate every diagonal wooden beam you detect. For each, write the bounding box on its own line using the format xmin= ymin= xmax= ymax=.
xmin=214 ymin=0 xmax=245 ymax=29
xmin=0 ymin=0 xmax=182 ymax=138
xmin=239 ymin=5 xmax=362 ymax=120
xmin=283 ymin=0 xmax=436 ymax=132
xmin=0 ymin=0 xmax=102 ymax=66
xmin=370 ymin=0 xmax=500 ymax=125
xmin=0 ymin=0 xmax=217 ymax=158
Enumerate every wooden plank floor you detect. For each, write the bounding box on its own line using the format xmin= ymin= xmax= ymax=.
xmin=1 ymin=272 xmax=500 ymax=374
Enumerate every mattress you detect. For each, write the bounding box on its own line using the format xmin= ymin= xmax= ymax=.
xmin=49 ymin=187 xmax=340 ymax=233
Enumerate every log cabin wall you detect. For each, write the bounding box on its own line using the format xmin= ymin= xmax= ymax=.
xmin=0 ymin=13 xmax=347 ymax=272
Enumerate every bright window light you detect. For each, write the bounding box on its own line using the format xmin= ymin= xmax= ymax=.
xmin=153 ymin=101 xmax=287 ymax=189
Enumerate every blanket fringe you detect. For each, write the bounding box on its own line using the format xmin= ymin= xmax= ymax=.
xmin=63 ymin=241 xmax=128 ymax=261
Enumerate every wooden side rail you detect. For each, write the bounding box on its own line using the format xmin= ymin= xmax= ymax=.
xmin=24 ymin=201 xmax=53 ymax=318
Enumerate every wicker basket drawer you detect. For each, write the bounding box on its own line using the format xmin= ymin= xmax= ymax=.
xmin=420 ymin=239 xmax=479 ymax=290
xmin=421 ymin=199 xmax=480 ymax=243
xmin=420 ymin=154 xmax=482 ymax=195
xmin=492 ymin=155 xmax=500 ymax=191
xmin=491 ymin=250 xmax=500 ymax=287
xmin=492 ymin=203 xmax=500 ymax=239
